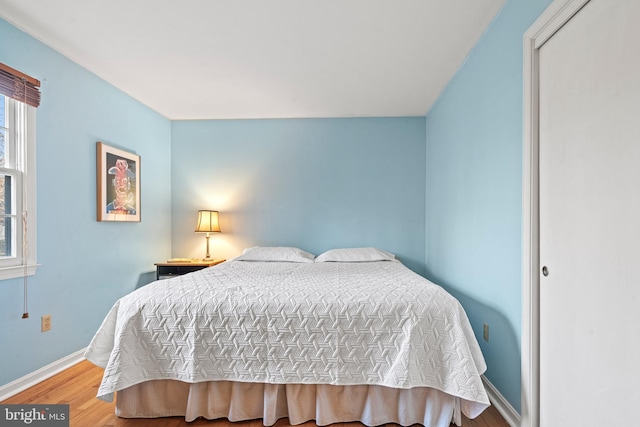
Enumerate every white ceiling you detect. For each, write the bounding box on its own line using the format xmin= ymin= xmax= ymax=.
xmin=0 ymin=0 xmax=505 ymax=120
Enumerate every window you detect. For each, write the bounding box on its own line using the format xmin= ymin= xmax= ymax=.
xmin=0 ymin=93 xmax=37 ymax=279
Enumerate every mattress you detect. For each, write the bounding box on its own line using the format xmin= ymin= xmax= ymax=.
xmin=85 ymin=258 xmax=489 ymax=419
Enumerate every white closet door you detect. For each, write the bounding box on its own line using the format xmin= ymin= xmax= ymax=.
xmin=538 ymin=0 xmax=640 ymax=425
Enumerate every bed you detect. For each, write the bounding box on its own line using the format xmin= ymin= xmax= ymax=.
xmin=85 ymin=247 xmax=490 ymax=426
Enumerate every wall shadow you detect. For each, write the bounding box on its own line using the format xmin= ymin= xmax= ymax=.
xmin=135 ymin=271 xmax=157 ymax=289
xmin=425 ymin=271 xmax=522 ymax=415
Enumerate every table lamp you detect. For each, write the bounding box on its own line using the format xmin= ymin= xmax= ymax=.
xmin=195 ymin=210 xmax=220 ymax=260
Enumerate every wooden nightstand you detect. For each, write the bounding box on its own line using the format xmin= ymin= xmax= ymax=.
xmin=155 ymin=259 xmax=225 ymax=280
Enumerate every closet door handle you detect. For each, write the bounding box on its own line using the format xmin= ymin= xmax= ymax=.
xmin=542 ymin=266 xmax=549 ymax=277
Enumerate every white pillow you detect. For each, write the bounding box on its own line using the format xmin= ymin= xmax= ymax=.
xmin=315 ymin=247 xmax=396 ymax=263
xmin=234 ymin=246 xmax=315 ymax=263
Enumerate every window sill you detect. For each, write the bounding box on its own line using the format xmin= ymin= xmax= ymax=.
xmin=0 ymin=264 xmax=39 ymax=281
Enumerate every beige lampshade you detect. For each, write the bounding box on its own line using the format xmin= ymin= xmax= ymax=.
xmin=195 ymin=210 xmax=221 ymax=233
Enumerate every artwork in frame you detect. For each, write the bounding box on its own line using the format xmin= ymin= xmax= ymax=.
xmin=96 ymin=142 xmax=141 ymax=222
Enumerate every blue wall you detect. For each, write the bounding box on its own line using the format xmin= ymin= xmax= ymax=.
xmin=424 ymin=0 xmax=552 ymax=413
xmin=171 ymin=118 xmax=427 ymax=274
xmin=0 ymin=18 xmax=172 ymax=386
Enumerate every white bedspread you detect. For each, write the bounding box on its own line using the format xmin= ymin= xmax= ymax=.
xmin=85 ymin=260 xmax=489 ymax=413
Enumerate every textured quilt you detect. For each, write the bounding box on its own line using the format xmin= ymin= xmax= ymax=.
xmin=85 ymin=260 xmax=489 ymax=411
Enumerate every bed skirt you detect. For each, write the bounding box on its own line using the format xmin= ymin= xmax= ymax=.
xmin=115 ymin=380 xmax=468 ymax=427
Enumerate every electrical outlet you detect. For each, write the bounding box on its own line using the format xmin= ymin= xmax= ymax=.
xmin=41 ymin=314 xmax=52 ymax=332
xmin=483 ymin=323 xmax=489 ymax=342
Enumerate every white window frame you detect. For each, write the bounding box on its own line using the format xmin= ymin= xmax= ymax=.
xmin=0 ymin=95 xmax=37 ymax=280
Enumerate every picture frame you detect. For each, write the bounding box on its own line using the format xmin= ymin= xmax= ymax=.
xmin=96 ymin=142 xmax=141 ymax=222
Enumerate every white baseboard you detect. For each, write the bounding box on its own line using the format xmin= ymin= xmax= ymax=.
xmin=0 ymin=347 xmax=87 ymax=402
xmin=482 ymin=375 xmax=521 ymax=427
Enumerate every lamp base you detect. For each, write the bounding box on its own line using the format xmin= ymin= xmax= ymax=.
xmin=203 ymin=234 xmax=211 ymax=260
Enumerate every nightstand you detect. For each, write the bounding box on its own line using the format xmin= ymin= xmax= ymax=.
xmin=155 ymin=259 xmax=225 ymax=280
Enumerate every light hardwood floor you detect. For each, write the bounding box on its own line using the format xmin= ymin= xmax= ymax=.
xmin=1 ymin=360 xmax=509 ymax=427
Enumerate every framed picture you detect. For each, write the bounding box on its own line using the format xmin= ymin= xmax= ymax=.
xmin=96 ymin=142 xmax=141 ymax=222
